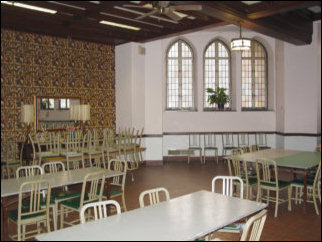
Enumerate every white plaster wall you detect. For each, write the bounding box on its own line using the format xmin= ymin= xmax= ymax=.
xmin=116 ymin=43 xmax=133 ymax=131
xmin=283 ymin=21 xmax=320 ymax=134
xmin=144 ymin=41 xmax=163 ymax=135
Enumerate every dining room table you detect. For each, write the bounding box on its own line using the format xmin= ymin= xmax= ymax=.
xmin=36 ymin=190 xmax=267 ymax=241
xmin=1 ymin=167 xmax=125 ymax=241
xmin=237 ymin=149 xmax=321 ymax=207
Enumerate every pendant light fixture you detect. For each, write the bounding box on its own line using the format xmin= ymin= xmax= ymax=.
xmin=231 ymin=23 xmax=251 ymax=51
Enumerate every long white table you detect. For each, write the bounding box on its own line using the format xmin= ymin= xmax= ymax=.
xmin=36 ymin=190 xmax=267 ymax=241
xmin=1 ymin=167 xmax=125 ymax=241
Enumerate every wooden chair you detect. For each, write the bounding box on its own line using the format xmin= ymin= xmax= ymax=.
xmin=291 ymin=160 xmax=321 ymax=215
xmin=80 ymin=200 xmax=121 ymax=224
xmin=256 ymin=158 xmax=292 ymax=217
xmin=1 ymin=142 xmax=22 ymax=178
xmin=134 ymin=128 xmax=144 ymax=163
xmin=211 ymin=209 xmax=268 ymax=241
xmin=227 ymin=156 xmax=257 ymax=200
xmin=188 ymin=134 xmax=203 ymax=164
xmin=255 ymin=133 xmax=270 ymax=150
xmin=238 ymin=134 xmax=249 ymax=149
xmin=30 ymin=132 xmax=61 ymax=166
xmin=203 ymin=133 xmax=219 ymax=164
xmin=139 ymin=187 xmax=170 ymax=208
xmin=102 ymin=159 xmax=128 ymax=211
xmin=7 ymin=180 xmax=51 ymax=241
xmin=16 ymin=165 xmax=43 ymax=177
xmin=231 ymin=148 xmax=243 ymax=156
xmin=211 ymin=176 xmax=244 ymax=234
xmin=250 ymin=144 xmax=259 ymax=152
xmin=42 ymin=161 xmax=81 ymax=229
xmin=60 ymin=170 xmax=106 ymax=228
xmin=16 ymin=165 xmax=59 ymax=231
xmin=212 ymin=176 xmax=244 ymax=198
xmin=60 ymin=130 xmax=84 ymax=170
xmin=241 ymin=146 xmax=251 ymax=153
xmin=222 ymin=134 xmax=238 ymax=156
xmin=82 ymin=129 xmax=104 ymax=168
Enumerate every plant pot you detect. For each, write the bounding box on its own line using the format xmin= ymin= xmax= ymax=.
xmin=218 ymin=103 xmax=225 ymax=110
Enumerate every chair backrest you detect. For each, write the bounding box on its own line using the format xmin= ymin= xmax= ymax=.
xmin=231 ymin=148 xmax=243 ymax=156
xmin=242 ymin=146 xmax=251 ymax=153
xmin=108 ymin=159 xmax=127 ymax=188
xmin=211 ymin=176 xmax=244 ymax=198
xmin=29 ymin=133 xmax=38 ymax=165
xmin=139 ymin=187 xmax=170 ymax=208
xmin=238 ymin=134 xmax=249 ymax=147
xmin=250 ymin=144 xmax=259 ymax=152
xmin=42 ymin=161 xmax=65 ymax=173
xmin=18 ymin=180 xmax=51 ymax=224
xmin=204 ymin=134 xmax=217 ymax=148
xmin=189 ymin=134 xmax=201 ymax=148
xmin=3 ymin=142 xmax=23 ymax=166
xmin=240 ymin=209 xmax=267 ymax=241
xmin=80 ymin=171 xmax=106 ymax=208
xmin=222 ymin=133 xmax=235 ymax=147
xmin=16 ymin=165 xmax=44 ymax=178
xmin=80 ymin=200 xmax=121 ymax=224
xmin=256 ymin=133 xmax=268 ymax=147
xmin=66 ymin=130 xmax=83 ymax=153
xmin=255 ymin=159 xmax=278 ymax=188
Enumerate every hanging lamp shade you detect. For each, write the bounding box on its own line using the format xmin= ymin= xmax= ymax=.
xmin=231 ymin=25 xmax=251 ymax=51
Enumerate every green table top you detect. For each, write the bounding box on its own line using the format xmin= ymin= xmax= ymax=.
xmin=274 ymin=151 xmax=321 ymax=169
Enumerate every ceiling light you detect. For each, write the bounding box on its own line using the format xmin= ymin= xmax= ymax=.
xmin=231 ymin=24 xmax=251 ymax=51
xmin=1 ymin=1 xmax=57 ymax=14
xmin=48 ymin=1 xmax=85 ymax=11
xmin=99 ymin=20 xmax=141 ymax=31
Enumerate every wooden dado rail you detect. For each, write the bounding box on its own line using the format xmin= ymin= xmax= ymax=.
xmin=143 ymin=132 xmax=321 ymax=137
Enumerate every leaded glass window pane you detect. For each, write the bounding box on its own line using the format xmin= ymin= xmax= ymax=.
xmin=167 ymin=40 xmax=194 ymax=110
xmin=204 ymin=40 xmax=231 ymax=109
xmin=241 ymin=40 xmax=267 ymax=110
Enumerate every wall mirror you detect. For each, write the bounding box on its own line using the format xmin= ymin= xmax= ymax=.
xmin=34 ymin=96 xmax=80 ymax=131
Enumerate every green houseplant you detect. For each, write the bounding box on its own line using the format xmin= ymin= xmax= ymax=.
xmin=206 ymin=87 xmax=230 ymax=110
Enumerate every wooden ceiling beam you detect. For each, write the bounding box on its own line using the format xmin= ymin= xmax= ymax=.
xmin=172 ymin=1 xmax=313 ymax=45
xmin=246 ymin=1 xmax=321 ymax=19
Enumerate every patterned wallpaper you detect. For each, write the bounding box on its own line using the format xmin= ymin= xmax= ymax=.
xmin=1 ymin=29 xmax=116 ymax=143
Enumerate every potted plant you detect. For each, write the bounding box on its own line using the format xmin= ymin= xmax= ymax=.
xmin=206 ymin=87 xmax=230 ymax=110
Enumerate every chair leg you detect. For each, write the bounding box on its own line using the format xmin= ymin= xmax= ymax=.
xmin=53 ymin=205 xmax=57 ymax=231
xmin=60 ymin=205 xmax=64 ymax=229
xmin=216 ymin=150 xmax=218 ymax=164
xmin=256 ymin=187 xmax=261 ymax=202
xmin=288 ymin=186 xmax=292 ymax=211
xmin=122 ymin=194 xmax=127 ymax=212
xmin=200 ymin=150 xmax=203 ymax=164
xmin=18 ymin=224 xmax=21 ymax=241
xmin=313 ymin=188 xmax=320 ymax=215
xmin=275 ymin=190 xmax=279 ymax=218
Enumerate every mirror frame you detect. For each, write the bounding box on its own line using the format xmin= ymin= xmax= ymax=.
xmin=34 ymin=95 xmax=82 ymax=132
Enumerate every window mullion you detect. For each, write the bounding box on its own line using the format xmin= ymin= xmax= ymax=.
xmin=251 ymin=46 xmax=256 ymax=108
xmin=178 ymin=41 xmax=182 ymax=109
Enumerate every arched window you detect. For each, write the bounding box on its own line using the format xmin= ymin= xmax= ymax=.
xmin=166 ymin=40 xmax=194 ymax=110
xmin=241 ymin=40 xmax=268 ymax=110
xmin=204 ymin=39 xmax=231 ymax=109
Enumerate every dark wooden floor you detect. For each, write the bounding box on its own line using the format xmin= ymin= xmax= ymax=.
xmin=2 ymin=158 xmax=321 ymax=241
